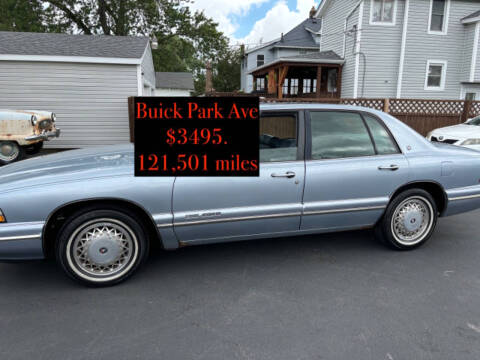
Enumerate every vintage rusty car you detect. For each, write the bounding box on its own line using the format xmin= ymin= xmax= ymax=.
xmin=0 ymin=110 xmax=60 ymax=165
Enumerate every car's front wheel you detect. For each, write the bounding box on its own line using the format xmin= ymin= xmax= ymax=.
xmin=375 ymin=189 xmax=438 ymax=250
xmin=56 ymin=208 xmax=149 ymax=286
xmin=0 ymin=141 xmax=24 ymax=165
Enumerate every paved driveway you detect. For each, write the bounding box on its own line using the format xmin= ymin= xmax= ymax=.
xmin=0 ymin=211 xmax=479 ymax=360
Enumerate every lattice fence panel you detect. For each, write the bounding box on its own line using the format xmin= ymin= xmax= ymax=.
xmin=468 ymin=101 xmax=480 ymax=118
xmin=341 ymin=98 xmax=385 ymax=110
xmin=389 ymin=99 xmax=465 ymax=115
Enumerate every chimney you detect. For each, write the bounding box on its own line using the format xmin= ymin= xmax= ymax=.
xmin=205 ymin=61 xmax=213 ymax=93
xmin=309 ymin=6 xmax=316 ymax=19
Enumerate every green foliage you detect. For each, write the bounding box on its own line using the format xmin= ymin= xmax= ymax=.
xmin=0 ymin=0 xmax=46 ymax=32
xmin=0 ymin=0 xmax=241 ymax=94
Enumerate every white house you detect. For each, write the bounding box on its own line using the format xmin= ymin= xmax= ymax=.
xmin=0 ymin=31 xmax=155 ymax=148
xmin=154 ymin=72 xmax=194 ymax=96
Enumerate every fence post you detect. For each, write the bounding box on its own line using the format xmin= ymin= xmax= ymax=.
xmin=383 ymin=98 xmax=390 ymax=113
xmin=461 ymin=100 xmax=472 ymax=122
xmin=128 ymin=96 xmax=135 ymax=142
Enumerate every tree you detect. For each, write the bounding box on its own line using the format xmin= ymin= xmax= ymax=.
xmin=0 ymin=0 xmax=240 ymax=94
xmin=0 ymin=0 xmax=46 ymax=32
xmin=193 ymin=48 xmax=242 ymax=95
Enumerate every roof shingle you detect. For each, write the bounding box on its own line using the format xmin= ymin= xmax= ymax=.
xmin=0 ymin=31 xmax=149 ymax=59
xmin=155 ymin=72 xmax=194 ymax=90
xmin=275 ymin=18 xmax=321 ymax=48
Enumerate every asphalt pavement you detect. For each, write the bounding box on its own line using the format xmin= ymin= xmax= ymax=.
xmin=0 ymin=210 xmax=479 ymax=360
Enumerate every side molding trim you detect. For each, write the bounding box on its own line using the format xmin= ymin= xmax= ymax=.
xmin=0 ymin=234 xmax=41 ymax=242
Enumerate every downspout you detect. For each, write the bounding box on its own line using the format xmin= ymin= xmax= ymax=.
xmin=396 ymin=0 xmax=410 ymax=98
xmin=343 ymin=0 xmax=364 ymax=58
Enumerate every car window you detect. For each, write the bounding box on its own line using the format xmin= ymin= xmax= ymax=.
xmin=310 ymin=111 xmax=375 ymax=159
xmin=363 ymin=114 xmax=399 ymax=155
xmin=260 ymin=113 xmax=298 ymax=162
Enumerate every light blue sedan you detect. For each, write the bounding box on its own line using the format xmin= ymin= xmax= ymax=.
xmin=1 ymin=104 xmax=480 ymax=286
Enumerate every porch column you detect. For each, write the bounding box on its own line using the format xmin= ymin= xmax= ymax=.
xmin=267 ymin=69 xmax=276 ymax=95
xmin=316 ymin=65 xmax=322 ymax=98
xmin=336 ymin=65 xmax=343 ymax=98
xmin=277 ymin=65 xmax=289 ymax=99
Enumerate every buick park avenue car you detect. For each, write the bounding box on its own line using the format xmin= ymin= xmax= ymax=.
xmin=1 ymin=104 xmax=480 ymax=286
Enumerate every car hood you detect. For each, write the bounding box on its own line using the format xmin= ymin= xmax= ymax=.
xmin=431 ymin=141 xmax=480 ymax=155
xmin=0 ymin=144 xmax=134 ymax=192
xmin=431 ymin=124 xmax=480 ymax=139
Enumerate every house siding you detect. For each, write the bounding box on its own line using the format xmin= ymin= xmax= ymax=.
xmin=319 ymin=0 xmax=480 ymax=100
xmin=319 ymin=0 xmax=360 ymax=97
xmin=401 ymin=0 xmax=479 ymax=99
xmin=0 ymin=61 xmax=137 ymax=148
xmin=358 ymin=0 xmax=405 ymax=98
xmin=320 ymin=0 xmax=357 ymax=56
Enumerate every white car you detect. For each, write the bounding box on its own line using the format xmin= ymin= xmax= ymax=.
xmin=427 ymin=116 xmax=480 ymax=150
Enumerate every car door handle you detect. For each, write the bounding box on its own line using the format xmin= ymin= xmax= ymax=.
xmin=378 ymin=164 xmax=399 ymax=171
xmin=271 ymin=171 xmax=296 ymax=178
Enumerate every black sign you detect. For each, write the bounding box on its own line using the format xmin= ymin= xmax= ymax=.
xmin=134 ymin=97 xmax=259 ymax=176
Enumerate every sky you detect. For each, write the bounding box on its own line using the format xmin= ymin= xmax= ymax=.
xmin=188 ymin=0 xmax=319 ymax=47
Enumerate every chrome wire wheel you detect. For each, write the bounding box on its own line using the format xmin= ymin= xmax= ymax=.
xmin=391 ymin=196 xmax=434 ymax=246
xmin=66 ymin=218 xmax=139 ymax=282
xmin=0 ymin=141 xmax=20 ymax=163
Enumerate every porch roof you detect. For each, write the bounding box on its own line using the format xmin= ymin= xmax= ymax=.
xmin=248 ymin=51 xmax=343 ymax=75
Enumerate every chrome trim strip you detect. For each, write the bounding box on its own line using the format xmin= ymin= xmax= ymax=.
xmin=170 ymin=204 xmax=386 ymax=227
xmin=174 ymin=212 xmax=301 ymax=227
xmin=0 ymin=234 xmax=41 ymax=242
xmin=449 ymin=193 xmax=480 ymax=201
xmin=303 ymin=205 xmax=386 ymax=216
xmin=156 ymin=223 xmax=173 ymax=228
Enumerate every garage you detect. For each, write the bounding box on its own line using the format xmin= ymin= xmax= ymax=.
xmin=0 ymin=31 xmax=155 ymax=148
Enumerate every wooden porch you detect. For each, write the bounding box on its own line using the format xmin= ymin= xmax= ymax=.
xmin=251 ymin=61 xmax=343 ymax=99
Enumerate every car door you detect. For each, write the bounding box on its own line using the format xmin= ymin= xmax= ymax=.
xmin=172 ymin=110 xmax=305 ymax=245
xmin=301 ymin=110 xmax=409 ymax=232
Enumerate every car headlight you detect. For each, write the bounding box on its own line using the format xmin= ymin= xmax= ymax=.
xmin=0 ymin=209 xmax=5 ymax=223
xmin=51 ymin=113 xmax=56 ymax=122
xmin=461 ymin=139 xmax=480 ymax=145
xmin=38 ymin=119 xmax=52 ymax=130
xmin=31 ymin=115 xmax=37 ymax=126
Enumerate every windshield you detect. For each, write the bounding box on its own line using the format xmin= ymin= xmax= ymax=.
xmin=467 ymin=116 xmax=480 ymax=125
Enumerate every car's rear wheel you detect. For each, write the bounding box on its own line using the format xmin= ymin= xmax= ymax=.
xmin=56 ymin=208 xmax=149 ymax=287
xmin=375 ymin=189 xmax=437 ymax=250
xmin=0 ymin=141 xmax=24 ymax=165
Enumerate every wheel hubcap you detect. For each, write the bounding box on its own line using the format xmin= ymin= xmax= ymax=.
xmin=391 ymin=196 xmax=434 ymax=245
xmin=69 ymin=220 xmax=137 ymax=280
xmin=0 ymin=142 xmax=19 ymax=162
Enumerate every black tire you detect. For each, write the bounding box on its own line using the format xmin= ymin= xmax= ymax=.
xmin=375 ymin=189 xmax=438 ymax=250
xmin=0 ymin=141 xmax=24 ymax=165
xmin=25 ymin=141 xmax=43 ymax=155
xmin=56 ymin=207 xmax=149 ymax=287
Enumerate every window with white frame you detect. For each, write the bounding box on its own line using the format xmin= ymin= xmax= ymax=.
xmin=255 ymin=77 xmax=265 ymax=91
xmin=257 ymin=54 xmax=264 ymax=67
xmin=370 ymin=0 xmax=396 ymax=25
xmin=429 ymin=0 xmax=449 ymax=34
xmin=425 ymin=60 xmax=447 ymax=90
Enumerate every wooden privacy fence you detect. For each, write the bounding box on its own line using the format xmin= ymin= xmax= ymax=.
xmin=262 ymin=97 xmax=480 ymax=136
